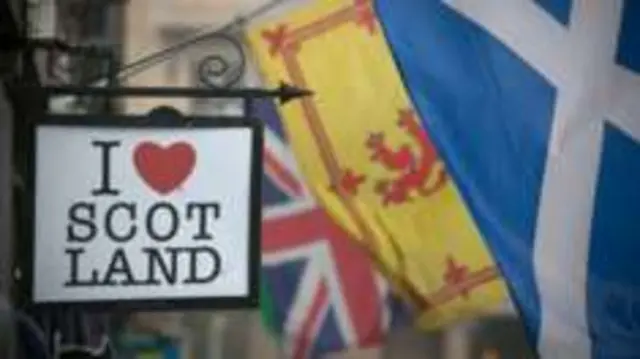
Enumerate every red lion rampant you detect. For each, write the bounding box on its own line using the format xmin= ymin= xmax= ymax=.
xmin=366 ymin=110 xmax=448 ymax=206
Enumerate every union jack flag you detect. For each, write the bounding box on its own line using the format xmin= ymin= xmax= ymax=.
xmin=255 ymin=98 xmax=408 ymax=358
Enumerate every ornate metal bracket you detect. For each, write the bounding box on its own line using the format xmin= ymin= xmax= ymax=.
xmin=196 ymin=33 xmax=247 ymax=89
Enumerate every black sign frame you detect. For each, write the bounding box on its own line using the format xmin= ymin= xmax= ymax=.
xmin=17 ymin=107 xmax=264 ymax=311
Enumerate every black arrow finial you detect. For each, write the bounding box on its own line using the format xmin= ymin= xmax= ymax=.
xmin=276 ymin=81 xmax=313 ymax=104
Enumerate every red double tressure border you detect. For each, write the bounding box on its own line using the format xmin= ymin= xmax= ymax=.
xmin=261 ymin=0 xmax=500 ymax=314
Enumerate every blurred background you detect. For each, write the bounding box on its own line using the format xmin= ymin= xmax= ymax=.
xmin=1 ymin=0 xmax=535 ymax=358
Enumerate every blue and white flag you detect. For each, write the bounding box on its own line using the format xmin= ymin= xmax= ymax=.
xmin=375 ymin=0 xmax=640 ymax=358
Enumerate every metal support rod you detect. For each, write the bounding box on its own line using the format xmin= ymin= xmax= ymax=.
xmin=39 ymin=83 xmax=312 ymax=104
xmin=103 ymin=51 xmax=120 ymax=113
xmin=244 ymin=98 xmax=254 ymax=118
xmin=106 ymin=52 xmax=119 ymax=88
xmin=0 ymin=84 xmax=15 ymax=359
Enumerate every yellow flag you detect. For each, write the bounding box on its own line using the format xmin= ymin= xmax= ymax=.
xmin=247 ymin=0 xmax=507 ymax=328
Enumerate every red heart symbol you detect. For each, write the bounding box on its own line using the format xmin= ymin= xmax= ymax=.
xmin=133 ymin=141 xmax=196 ymax=195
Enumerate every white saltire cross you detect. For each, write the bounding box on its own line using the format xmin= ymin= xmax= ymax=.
xmin=444 ymin=1 xmax=640 ymax=358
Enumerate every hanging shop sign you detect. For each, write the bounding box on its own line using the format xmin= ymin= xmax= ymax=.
xmin=24 ymin=107 xmax=262 ymax=309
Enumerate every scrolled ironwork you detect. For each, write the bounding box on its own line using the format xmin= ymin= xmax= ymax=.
xmin=196 ymin=33 xmax=246 ymax=89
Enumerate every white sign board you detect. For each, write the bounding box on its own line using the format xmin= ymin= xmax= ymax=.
xmin=28 ymin=111 xmax=262 ymax=308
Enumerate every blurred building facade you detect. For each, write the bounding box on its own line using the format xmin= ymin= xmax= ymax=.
xmin=1 ymin=0 xmax=39 ymax=357
xmin=2 ymin=1 xmax=125 ymax=359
